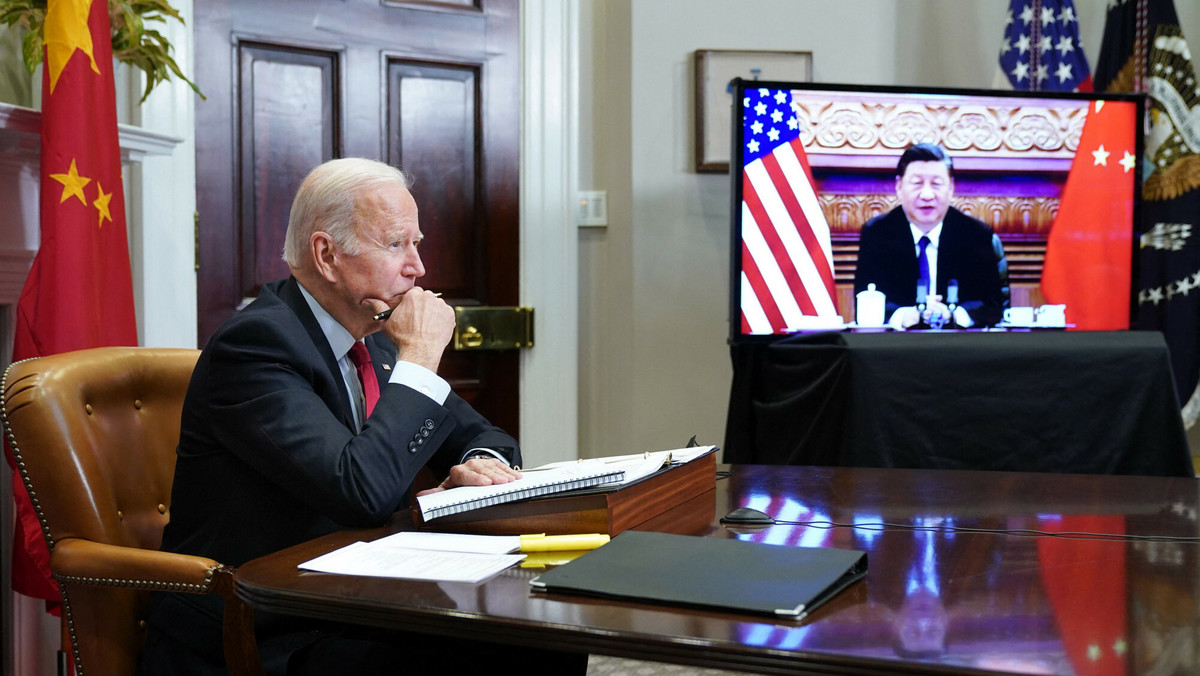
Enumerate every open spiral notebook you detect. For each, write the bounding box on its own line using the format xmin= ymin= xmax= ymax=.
xmin=415 ymin=451 xmax=691 ymax=522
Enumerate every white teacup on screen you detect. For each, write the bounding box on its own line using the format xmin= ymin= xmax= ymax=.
xmin=1035 ymin=304 xmax=1066 ymax=327
xmin=856 ymin=283 xmax=885 ymax=327
xmin=1003 ymin=306 xmax=1034 ymax=326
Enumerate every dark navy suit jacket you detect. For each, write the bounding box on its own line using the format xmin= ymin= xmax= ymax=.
xmin=853 ymin=206 xmax=1009 ymax=327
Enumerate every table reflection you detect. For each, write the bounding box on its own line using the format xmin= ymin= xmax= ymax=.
xmin=235 ymin=465 xmax=1200 ymax=676
xmin=725 ymin=484 xmax=1199 ymax=676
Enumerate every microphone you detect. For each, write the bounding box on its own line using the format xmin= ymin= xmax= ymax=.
xmin=915 ymin=282 xmax=929 ymax=329
xmin=946 ymin=279 xmax=959 ymax=329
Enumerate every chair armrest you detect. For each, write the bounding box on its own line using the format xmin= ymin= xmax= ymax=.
xmin=51 ymin=538 xmax=266 ymax=676
xmin=50 ymin=538 xmax=224 ymax=592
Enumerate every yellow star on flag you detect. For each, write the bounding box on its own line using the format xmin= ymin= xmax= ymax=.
xmin=50 ymin=158 xmax=91 ymax=205
xmin=44 ymin=0 xmax=100 ymax=94
xmin=93 ymin=183 xmax=113 ymax=228
xmin=1119 ymin=151 xmax=1137 ymax=173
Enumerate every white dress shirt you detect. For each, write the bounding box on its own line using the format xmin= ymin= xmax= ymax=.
xmin=886 ymin=222 xmax=973 ymax=328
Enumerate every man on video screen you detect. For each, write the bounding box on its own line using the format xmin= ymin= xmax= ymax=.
xmin=854 ymin=143 xmax=1009 ymax=329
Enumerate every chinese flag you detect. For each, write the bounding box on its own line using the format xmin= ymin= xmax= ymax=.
xmin=1040 ymin=100 xmax=1138 ymax=330
xmin=1037 ymin=515 xmax=1128 ymax=676
xmin=6 ymin=0 xmax=138 ymax=608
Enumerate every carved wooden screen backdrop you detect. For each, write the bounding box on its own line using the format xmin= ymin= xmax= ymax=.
xmin=791 ymin=91 xmax=1089 ymax=317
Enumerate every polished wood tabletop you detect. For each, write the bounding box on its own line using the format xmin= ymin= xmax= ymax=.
xmin=236 ymin=465 xmax=1200 ymax=675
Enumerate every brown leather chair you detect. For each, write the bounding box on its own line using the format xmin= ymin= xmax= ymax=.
xmin=2 ymin=347 xmax=262 ymax=676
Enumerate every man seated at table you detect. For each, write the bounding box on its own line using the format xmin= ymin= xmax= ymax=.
xmin=140 ymin=158 xmax=585 ymax=675
xmin=853 ymin=143 xmax=1008 ymax=329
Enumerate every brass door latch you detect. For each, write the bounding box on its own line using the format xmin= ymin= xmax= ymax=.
xmin=452 ymin=306 xmax=534 ymax=351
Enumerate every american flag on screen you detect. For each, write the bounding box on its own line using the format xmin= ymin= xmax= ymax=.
xmin=739 ymin=88 xmax=837 ymax=334
xmin=999 ymin=0 xmax=1093 ymax=91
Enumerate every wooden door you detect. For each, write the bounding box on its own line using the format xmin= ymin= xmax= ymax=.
xmin=194 ymin=0 xmax=520 ymax=433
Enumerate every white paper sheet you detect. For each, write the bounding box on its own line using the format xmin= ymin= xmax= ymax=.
xmin=371 ymin=531 xmax=521 ymax=555
xmin=298 ymin=540 xmax=524 ymax=583
xmin=526 ymin=445 xmax=717 ymax=474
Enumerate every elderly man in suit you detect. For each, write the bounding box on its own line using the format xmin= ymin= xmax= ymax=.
xmin=854 ymin=143 xmax=1009 ymax=329
xmin=141 ymin=158 xmax=584 ymax=675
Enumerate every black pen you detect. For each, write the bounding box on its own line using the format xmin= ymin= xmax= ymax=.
xmin=373 ymin=292 xmax=441 ymax=321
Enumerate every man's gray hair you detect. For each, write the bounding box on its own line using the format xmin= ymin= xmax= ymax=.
xmin=282 ymin=158 xmax=413 ymax=267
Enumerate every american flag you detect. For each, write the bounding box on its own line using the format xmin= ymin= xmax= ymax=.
xmin=739 ymin=87 xmax=837 ymax=334
xmin=999 ymin=0 xmax=1093 ymax=91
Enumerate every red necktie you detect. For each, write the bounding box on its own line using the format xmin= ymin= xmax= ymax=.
xmin=348 ymin=342 xmax=379 ymax=419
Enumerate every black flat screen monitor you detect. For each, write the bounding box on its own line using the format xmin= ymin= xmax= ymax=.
xmin=729 ymin=80 xmax=1144 ymax=341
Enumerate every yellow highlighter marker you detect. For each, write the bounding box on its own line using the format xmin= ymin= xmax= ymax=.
xmin=519 ymin=533 xmax=610 ymax=553
xmin=519 ymin=550 xmax=593 ymax=568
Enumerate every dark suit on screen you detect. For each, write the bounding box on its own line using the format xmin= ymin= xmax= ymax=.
xmin=853 ymin=206 xmax=1009 ymax=327
xmin=141 ymin=276 xmax=519 ymax=674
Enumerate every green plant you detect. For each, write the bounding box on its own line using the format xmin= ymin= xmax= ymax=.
xmin=0 ymin=0 xmax=202 ymax=101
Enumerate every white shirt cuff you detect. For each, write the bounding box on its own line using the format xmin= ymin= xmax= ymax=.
xmin=462 ymin=448 xmax=510 ymax=466
xmin=953 ymin=305 xmax=974 ymax=328
xmin=388 ymin=360 xmax=451 ymax=404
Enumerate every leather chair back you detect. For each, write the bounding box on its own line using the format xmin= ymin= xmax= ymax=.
xmin=3 ymin=347 xmax=203 ymax=676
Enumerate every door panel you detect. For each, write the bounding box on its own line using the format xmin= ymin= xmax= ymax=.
xmin=238 ymin=43 xmax=339 ymax=296
xmin=387 ymin=61 xmax=479 ymax=299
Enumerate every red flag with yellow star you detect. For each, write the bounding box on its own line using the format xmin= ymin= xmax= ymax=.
xmin=1040 ymin=99 xmax=1139 ymax=330
xmin=6 ymin=0 xmax=139 ymax=607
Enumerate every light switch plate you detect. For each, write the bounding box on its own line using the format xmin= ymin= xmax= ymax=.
xmin=578 ymin=191 xmax=607 ymax=227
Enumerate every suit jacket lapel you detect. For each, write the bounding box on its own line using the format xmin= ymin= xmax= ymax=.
xmin=891 ymin=210 xmax=920 ymax=280
xmin=277 ymin=276 xmax=356 ymax=427
xmin=936 ymin=210 xmax=963 ymax=293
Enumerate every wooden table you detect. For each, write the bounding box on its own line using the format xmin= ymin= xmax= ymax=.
xmin=237 ymin=465 xmax=1200 ymax=675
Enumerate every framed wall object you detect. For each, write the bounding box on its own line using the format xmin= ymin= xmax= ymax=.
xmin=694 ymin=49 xmax=812 ymax=173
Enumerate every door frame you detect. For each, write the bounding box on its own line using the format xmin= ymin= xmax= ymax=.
xmin=518 ymin=0 xmax=580 ymax=466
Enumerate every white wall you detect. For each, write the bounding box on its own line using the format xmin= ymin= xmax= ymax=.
xmin=129 ymin=0 xmax=198 ymax=349
xmin=576 ymin=0 xmax=1200 ymax=459
xmin=580 ymin=0 xmax=897 ymax=457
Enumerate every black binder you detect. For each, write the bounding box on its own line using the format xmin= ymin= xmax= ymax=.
xmin=529 ymin=530 xmax=867 ymax=619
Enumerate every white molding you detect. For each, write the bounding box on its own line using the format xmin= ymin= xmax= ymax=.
xmin=117 ymin=122 xmax=184 ymax=161
xmin=0 ymin=103 xmax=38 ymax=134
xmin=0 ymin=102 xmax=183 ymax=161
xmin=0 ymin=249 xmax=34 ymax=303
xmin=519 ymin=0 xmax=580 ymax=465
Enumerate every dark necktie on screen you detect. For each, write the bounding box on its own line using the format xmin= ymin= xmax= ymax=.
xmin=348 ymin=341 xmax=380 ymax=419
xmin=916 ymin=235 xmax=931 ymax=301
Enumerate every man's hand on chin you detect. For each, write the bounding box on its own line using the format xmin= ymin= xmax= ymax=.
xmin=371 ymin=287 xmax=456 ymax=372
xmin=416 ymin=458 xmax=522 ymax=496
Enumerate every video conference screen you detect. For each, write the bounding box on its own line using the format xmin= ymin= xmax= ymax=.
xmin=729 ymin=81 xmax=1144 ymax=340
